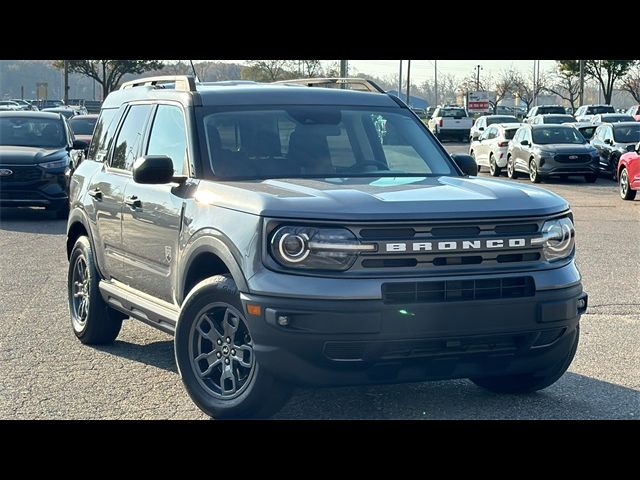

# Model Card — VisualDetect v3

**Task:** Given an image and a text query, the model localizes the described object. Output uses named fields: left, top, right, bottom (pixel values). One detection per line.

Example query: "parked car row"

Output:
left=468, top=118, right=640, bottom=201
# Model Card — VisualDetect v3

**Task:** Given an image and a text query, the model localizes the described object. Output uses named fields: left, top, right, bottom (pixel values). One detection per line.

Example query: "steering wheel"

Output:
left=348, top=160, right=389, bottom=172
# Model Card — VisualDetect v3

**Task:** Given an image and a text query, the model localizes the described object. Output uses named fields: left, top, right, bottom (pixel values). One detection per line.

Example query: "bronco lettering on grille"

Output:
left=384, top=238, right=529, bottom=253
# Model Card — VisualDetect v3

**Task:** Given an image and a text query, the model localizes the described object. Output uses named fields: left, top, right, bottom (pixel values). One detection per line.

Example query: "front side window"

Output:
left=110, top=104, right=153, bottom=171
left=0, top=116, right=67, bottom=148
left=199, top=106, right=457, bottom=179
left=88, top=108, right=121, bottom=161
left=146, top=105, right=188, bottom=175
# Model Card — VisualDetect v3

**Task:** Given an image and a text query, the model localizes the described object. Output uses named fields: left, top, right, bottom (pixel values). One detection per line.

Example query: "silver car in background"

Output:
left=469, top=122, right=522, bottom=176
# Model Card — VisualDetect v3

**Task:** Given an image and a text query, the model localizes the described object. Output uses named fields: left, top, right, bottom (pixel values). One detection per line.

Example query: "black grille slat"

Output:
left=382, top=277, right=535, bottom=304
left=555, top=154, right=591, bottom=163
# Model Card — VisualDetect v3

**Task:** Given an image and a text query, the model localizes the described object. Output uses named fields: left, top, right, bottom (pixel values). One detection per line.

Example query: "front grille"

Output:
left=346, top=218, right=548, bottom=274
left=382, top=276, right=535, bottom=304
left=0, top=165, right=42, bottom=183
left=555, top=154, right=591, bottom=163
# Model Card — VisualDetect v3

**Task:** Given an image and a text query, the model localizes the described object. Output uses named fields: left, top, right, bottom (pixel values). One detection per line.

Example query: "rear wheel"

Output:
left=610, top=156, right=619, bottom=181
left=489, top=154, right=501, bottom=177
left=470, top=151, right=481, bottom=172
left=470, top=326, right=579, bottom=393
left=68, top=237, right=124, bottom=344
left=175, top=275, right=291, bottom=419
left=507, top=155, right=518, bottom=179
left=619, top=167, right=637, bottom=200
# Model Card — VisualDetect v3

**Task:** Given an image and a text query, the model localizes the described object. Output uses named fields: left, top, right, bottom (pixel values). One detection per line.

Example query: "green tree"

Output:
left=557, top=60, right=637, bottom=104
left=53, top=60, right=163, bottom=100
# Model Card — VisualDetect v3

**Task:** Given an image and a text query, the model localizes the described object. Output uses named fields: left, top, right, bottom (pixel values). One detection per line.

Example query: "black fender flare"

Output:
left=66, top=207, right=107, bottom=280
left=177, top=231, right=249, bottom=305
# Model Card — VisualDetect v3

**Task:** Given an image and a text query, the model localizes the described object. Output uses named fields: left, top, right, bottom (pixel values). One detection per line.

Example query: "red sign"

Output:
left=468, top=100, right=490, bottom=111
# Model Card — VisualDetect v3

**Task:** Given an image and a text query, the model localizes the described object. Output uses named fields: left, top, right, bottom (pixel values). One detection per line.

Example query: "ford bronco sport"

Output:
left=66, top=76, right=587, bottom=418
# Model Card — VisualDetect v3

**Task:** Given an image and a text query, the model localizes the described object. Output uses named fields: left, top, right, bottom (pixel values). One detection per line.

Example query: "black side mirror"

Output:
left=520, top=140, right=530, bottom=146
left=451, top=153, right=478, bottom=176
left=71, top=139, right=88, bottom=150
left=604, top=138, right=613, bottom=145
left=636, top=142, right=640, bottom=153
left=133, top=155, right=177, bottom=184
left=478, top=126, right=485, bottom=131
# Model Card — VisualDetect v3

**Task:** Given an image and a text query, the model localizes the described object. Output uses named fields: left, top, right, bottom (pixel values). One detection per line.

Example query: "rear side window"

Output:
left=87, top=108, right=120, bottom=161
left=110, top=104, right=153, bottom=171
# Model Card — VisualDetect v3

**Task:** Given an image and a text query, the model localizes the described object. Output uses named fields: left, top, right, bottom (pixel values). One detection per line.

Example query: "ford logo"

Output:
left=0, top=169, right=13, bottom=176
left=568, top=155, right=578, bottom=160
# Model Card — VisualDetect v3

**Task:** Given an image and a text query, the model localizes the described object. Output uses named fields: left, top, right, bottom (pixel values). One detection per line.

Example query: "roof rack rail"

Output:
left=120, top=75, right=197, bottom=92
left=273, top=77, right=386, bottom=94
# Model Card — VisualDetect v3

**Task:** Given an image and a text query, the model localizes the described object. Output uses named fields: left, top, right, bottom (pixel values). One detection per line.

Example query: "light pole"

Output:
left=474, top=64, right=483, bottom=90
left=406, top=60, right=411, bottom=107
left=434, top=60, right=438, bottom=107
left=398, top=60, right=403, bottom=100
left=579, top=60, right=584, bottom=106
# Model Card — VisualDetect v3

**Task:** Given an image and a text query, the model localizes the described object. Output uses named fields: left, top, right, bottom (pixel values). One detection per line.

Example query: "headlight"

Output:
left=533, top=217, right=575, bottom=261
left=39, top=158, right=69, bottom=169
left=537, top=149, right=555, bottom=158
left=269, top=226, right=375, bottom=271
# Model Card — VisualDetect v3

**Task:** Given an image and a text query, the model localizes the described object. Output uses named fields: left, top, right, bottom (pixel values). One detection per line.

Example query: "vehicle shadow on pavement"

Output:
left=0, top=208, right=66, bottom=234
left=275, top=372, right=639, bottom=420
left=95, top=340, right=178, bottom=374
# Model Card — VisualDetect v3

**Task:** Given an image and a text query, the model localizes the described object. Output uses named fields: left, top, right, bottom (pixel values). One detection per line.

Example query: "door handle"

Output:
left=125, top=195, right=142, bottom=209
left=88, top=188, right=102, bottom=200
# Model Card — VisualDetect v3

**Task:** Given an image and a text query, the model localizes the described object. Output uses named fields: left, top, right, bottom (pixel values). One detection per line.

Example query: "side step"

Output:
left=99, top=281, right=179, bottom=335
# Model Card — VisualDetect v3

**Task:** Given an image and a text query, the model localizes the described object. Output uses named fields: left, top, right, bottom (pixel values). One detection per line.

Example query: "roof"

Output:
left=495, top=122, right=523, bottom=129
left=103, top=76, right=400, bottom=109
left=0, top=111, right=62, bottom=120
left=68, top=114, right=98, bottom=120
left=530, top=123, right=575, bottom=129
left=605, top=121, right=640, bottom=128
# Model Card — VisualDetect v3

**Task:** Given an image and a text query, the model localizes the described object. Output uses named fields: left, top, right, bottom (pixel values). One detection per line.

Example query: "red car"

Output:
left=618, top=142, right=640, bottom=200
left=626, top=105, right=640, bottom=122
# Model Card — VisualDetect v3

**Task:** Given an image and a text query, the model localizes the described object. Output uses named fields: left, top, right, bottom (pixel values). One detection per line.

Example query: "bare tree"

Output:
left=558, top=60, right=637, bottom=104
left=621, top=65, right=640, bottom=103
left=241, top=60, right=295, bottom=81
left=511, top=70, right=548, bottom=110
left=544, top=69, right=581, bottom=111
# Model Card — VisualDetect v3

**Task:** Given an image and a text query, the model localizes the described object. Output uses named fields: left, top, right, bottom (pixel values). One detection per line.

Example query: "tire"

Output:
left=489, top=154, right=501, bottom=177
left=175, top=275, right=292, bottom=419
left=507, top=155, right=518, bottom=179
left=619, top=167, right=637, bottom=200
left=470, top=151, right=481, bottom=172
left=584, top=174, right=598, bottom=183
left=470, top=326, right=580, bottom=394
left=610, top=156, right=619, bottom=182
left=529, top=159, right=541, bottom=183
left=68, top=236, right=124, bottom=344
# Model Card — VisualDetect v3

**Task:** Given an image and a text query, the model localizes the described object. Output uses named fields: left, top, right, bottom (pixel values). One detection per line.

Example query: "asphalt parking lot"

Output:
left=1, top=142, right=639, bottom=419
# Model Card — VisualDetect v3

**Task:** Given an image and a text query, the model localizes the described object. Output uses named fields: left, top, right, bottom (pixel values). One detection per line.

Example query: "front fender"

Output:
left=177, top=230, right=250, bottom=304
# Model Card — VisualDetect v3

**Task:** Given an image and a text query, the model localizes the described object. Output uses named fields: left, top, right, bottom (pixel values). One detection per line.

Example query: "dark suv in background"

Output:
left=0, top=111, right=86, bottom=218
left=66, top=76, right=586, bottom=418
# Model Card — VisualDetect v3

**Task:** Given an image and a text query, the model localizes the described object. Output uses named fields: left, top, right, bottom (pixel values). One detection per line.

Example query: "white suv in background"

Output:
left=469, top=122, right=522, bottom=176
left=469, top=115, right=518, bottom=143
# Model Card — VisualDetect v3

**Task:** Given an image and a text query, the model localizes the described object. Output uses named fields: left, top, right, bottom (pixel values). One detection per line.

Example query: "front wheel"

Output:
left=470, top=326, right=579, bottom=393
left=529, top=159, right=541, bottom=183
left=175, top=275, right=291, bottom=419
left=507, top=155, right=518, bottom=179
left=619, top=167, right=637, bottom=200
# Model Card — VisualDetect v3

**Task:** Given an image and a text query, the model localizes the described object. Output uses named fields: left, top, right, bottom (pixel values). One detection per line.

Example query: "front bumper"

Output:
left=0, top=169, right=68, bottom=208
left=538, top=157, right=600, bottom=177
left=240, top=280, right=586, bottom=387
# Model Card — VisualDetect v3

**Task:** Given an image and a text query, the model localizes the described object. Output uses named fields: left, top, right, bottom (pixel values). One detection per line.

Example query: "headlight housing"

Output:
left=269, top=226, right=375, bottom=271
left=533, top=216, right=575, bottom=261
left=39, top=158, right=69, bottom=169
left=537, top=149, right=555, bottom=158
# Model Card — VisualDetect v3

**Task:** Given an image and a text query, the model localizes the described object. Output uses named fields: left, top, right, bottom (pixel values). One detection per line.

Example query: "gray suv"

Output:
left=66, top=76, right=587, bottom=419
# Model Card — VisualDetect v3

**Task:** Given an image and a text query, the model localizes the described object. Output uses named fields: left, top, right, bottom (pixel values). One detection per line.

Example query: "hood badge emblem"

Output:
left=568, top=155, right=578, bottom=160
left=0, top=169, right=13, bottom=176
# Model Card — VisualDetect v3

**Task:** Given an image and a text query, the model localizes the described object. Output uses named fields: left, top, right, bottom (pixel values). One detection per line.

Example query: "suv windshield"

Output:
left=537, top=106, right=566, bottom=115
left=487, top=116, right=517, bottom=125
left=613, top=124, right=640, bottom=143
left=532, top=126, right=586, bottom=145
left=0, top=116, right=66, bottom=148
left=587, top=105, right=615, bottom=114
left=200, top=106, right=457, bottom=179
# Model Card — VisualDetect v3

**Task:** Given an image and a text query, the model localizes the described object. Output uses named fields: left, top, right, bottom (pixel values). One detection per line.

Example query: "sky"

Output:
left=215, top=60, right=557, bottom=84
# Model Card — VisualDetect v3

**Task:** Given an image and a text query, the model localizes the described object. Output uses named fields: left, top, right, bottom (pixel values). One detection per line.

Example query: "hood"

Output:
left=198, top=176, right=570, bottom=221
left=0, top=146, right=67, bottom=165
left=536, top=144, right=595, bottom=154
